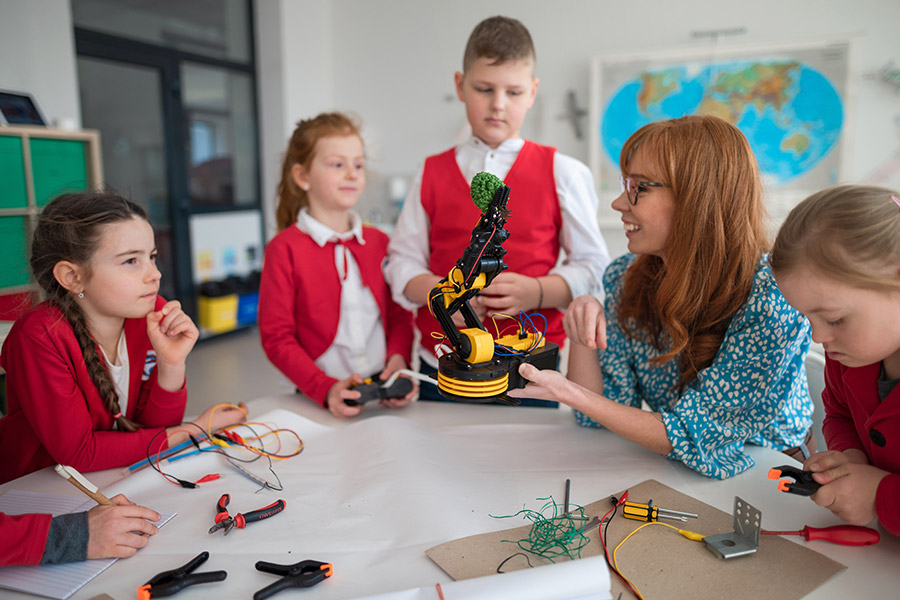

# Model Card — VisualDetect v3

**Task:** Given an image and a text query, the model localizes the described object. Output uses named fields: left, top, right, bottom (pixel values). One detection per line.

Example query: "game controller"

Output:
left=345, top=376, right=414, bottom=406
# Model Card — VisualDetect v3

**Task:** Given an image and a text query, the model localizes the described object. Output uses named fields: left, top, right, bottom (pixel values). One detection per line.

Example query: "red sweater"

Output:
left=416, top=141, right=564, bottom=356
left=258, top=225, right=414, bottom=406
left=822, top=356, right=900, bottom=535
left=0, top=513, right=51, bottom=565
left=0, top=298, right=187, bottom=484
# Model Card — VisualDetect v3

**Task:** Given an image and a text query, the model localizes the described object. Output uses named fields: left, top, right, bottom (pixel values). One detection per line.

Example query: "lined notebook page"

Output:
left=0, top=490, right=174, bottom=600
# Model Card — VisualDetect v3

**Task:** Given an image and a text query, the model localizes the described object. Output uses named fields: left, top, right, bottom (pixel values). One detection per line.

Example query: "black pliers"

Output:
left=253, top=559, right=333, bottom=600
left=769, top=464, right=823, bottom=496
left=136, top=551, right=227, bottom=599
left=209, top=494, right=286, bottom=535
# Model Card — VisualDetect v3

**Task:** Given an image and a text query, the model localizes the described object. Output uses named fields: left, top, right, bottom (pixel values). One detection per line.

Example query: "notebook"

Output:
left=0, top=490, right=175, bottom=599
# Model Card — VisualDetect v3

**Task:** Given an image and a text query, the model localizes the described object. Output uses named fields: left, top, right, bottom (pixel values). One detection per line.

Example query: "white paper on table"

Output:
left=349, top=556, right=612, bottom=600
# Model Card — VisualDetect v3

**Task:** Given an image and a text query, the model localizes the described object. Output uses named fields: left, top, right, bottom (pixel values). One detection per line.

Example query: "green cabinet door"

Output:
left=0, top=216, right=30, bottom=289
left=31, top=138, right=89, bottom=206
left=0, top=136, right=28, bottom=210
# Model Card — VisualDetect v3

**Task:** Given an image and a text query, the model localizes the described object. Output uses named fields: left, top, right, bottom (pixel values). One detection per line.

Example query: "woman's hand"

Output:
left=379, top=354, right=417, bottom=408
left=326, top=375, right=365, bottom=418
left=508, top=363, right=573, bottom=404
left=563, top=295, right=607, bottom=350
left=86, top=494, right=160, bottom=559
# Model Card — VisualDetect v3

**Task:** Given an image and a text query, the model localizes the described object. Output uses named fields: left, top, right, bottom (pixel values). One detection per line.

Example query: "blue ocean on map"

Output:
left=601, top=61, right=843, bottom=183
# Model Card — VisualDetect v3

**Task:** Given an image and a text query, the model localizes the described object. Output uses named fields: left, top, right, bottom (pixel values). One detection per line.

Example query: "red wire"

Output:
left=599, top=494, right=642, bottom=598
left=465, top=226, right=496, bottom=282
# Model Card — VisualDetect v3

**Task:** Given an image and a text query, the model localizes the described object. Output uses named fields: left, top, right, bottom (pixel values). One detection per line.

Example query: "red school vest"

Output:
left=416, top=141, right=564, bottom=355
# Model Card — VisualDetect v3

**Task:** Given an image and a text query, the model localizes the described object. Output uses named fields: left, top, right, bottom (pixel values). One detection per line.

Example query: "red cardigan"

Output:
left=416, top=141, right=564, bottom=355
left=822, top=356, right=900, bottom=535
left=258, top=225, right=414, bottom=406
left=0, top=298, right=187, bottom=484
left=0, top=513, right=52, bottom=565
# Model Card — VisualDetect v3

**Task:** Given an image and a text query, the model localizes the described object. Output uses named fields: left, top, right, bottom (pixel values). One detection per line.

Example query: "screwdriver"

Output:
left=762, top=524, right=880, bottom=546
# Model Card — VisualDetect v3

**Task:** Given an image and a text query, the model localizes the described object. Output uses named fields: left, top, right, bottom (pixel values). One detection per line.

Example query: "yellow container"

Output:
left=198, top=294, right=238, bottom=333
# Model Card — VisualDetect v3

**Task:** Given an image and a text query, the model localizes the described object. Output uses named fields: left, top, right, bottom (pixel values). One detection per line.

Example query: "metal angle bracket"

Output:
left=703, top=496, right=761, bottom=559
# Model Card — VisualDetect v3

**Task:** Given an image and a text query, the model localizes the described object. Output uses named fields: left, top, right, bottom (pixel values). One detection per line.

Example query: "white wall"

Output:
left=255, top=0, right=900, bottom=255
left=0, top=0, right=80, bottom=129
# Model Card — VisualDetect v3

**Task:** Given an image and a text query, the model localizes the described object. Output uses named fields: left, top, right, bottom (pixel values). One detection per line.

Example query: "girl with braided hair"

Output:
left=0, top=192, right=245, bottom=484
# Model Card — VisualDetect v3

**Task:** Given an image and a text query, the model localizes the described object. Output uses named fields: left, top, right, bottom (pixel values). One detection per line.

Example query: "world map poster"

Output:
left=590, top=41, right=850, bottom=205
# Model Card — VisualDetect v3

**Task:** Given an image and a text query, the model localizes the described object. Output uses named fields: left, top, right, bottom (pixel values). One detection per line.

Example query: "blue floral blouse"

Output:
left=575, top=254, right=812, bottom=479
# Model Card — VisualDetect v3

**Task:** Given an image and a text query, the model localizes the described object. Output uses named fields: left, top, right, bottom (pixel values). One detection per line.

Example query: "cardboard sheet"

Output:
left=426, top=479, right=847, bottom=600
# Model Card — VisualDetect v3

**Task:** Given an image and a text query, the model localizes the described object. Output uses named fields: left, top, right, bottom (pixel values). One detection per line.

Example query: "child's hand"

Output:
left=326, top=375, right=364, bottom=418
left=451, top=295, right=486, bottom=328
left=165, top=402, right=248, bottom=446
left=146, top=300, right=199, bottom=366
left=805, top=449, right=888, bottom=526
left=563, top=295, right=607, bottom=350
left=379, top=355, right=417, bottom=408
left=192, top=402, right=248, bottom=432
left=86, top=494, right=161, bottom=559
left=480, top=272, right=539, bottom=316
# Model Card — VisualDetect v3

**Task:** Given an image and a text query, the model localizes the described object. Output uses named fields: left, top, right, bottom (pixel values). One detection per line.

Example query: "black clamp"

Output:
left=768, top=464, right=822, bottom=496
left=253, top=559, right=333, bottom=600
left=137, top=551, right=227, bottom=599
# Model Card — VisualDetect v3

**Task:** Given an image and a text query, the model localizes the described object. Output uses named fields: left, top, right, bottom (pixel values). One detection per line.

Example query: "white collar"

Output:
left=462, top=135, right=525, bottom=154
left=295, top=208, right=366, bottom=248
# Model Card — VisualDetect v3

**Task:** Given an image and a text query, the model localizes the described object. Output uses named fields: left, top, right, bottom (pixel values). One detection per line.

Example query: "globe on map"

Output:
left=601, top=61, right=843, bottom=184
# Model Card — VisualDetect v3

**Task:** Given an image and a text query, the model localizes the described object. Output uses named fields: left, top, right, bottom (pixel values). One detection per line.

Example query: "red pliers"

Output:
left=208, top=494, right=286, bottom=535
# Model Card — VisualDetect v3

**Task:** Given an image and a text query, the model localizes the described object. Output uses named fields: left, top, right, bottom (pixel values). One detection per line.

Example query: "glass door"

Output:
left=76, top=56, right=181, bottom=301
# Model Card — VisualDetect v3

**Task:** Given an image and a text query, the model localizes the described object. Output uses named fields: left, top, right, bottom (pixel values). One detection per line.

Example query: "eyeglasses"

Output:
left=620, top=176, right=670, bottom=206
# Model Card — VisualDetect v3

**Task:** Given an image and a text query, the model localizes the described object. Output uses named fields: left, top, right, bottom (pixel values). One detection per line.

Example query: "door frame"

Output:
left=74, top=22, right=264, bottom=317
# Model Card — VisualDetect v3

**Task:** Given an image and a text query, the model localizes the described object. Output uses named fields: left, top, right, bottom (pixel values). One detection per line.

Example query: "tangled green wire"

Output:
left=491, top=496, right=592, bottom=562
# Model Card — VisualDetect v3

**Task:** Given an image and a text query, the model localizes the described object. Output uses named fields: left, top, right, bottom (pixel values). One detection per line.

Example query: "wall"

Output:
left=0, top=0, right=81, bottom=129
left=4, top=1, right=898, bottom=255
left=254, top=0, right=900, bottom=255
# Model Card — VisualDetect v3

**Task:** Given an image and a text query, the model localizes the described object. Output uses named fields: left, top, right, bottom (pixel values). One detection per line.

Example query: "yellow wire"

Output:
left=611, top=521, right=706, bottom=599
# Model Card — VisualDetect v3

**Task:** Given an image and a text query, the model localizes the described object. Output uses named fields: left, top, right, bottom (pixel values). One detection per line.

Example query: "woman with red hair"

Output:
left=516, top=115, right=813, bottom=479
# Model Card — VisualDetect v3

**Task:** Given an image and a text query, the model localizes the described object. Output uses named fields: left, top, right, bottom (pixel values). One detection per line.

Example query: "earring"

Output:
left=301, top=184, right=309, bottom=191
left=77, top=292, right=84, bottom=299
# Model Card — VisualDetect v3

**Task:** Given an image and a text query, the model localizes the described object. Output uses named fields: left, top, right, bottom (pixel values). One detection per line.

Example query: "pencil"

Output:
left=55, top=464, right=114, bottom=506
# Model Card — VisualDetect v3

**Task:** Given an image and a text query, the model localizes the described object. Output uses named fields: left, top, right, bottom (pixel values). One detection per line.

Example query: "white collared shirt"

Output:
left=384, top=136, right=611, bottom=363
left=98, top=329, right=129, bottom=427
left=295, top=208, right=386, bottom=379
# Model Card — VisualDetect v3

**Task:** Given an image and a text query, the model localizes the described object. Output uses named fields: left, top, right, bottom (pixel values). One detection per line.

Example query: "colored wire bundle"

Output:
left=600, top=493, right=705, bottom=600
left=143, top=404, right=304, bottom=491
left=491, top=496, right=592, bottom=563
left=492, top=311, right=548, bottom=357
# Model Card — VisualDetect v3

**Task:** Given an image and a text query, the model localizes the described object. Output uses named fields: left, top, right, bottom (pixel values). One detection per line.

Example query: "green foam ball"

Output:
left=470, top=172, right=503, bottom=213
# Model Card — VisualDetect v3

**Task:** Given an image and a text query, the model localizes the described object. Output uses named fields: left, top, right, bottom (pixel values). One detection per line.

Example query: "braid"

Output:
left=54, top=292, right=140, bottom=432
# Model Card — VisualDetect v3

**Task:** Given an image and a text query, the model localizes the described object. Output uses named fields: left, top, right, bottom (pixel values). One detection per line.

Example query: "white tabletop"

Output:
left=1, top=396, right=897, bottom=599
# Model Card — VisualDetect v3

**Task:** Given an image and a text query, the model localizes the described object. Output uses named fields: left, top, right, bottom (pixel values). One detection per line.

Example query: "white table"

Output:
left=1, top=396, right=897, bottom=599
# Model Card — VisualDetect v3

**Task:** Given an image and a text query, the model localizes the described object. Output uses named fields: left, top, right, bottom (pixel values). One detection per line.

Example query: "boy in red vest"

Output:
left=385, top=16, right=610, bottom=405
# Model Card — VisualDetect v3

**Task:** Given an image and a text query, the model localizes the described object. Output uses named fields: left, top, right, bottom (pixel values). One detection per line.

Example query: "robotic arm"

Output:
left=427, top=173, right=558, bottom=404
